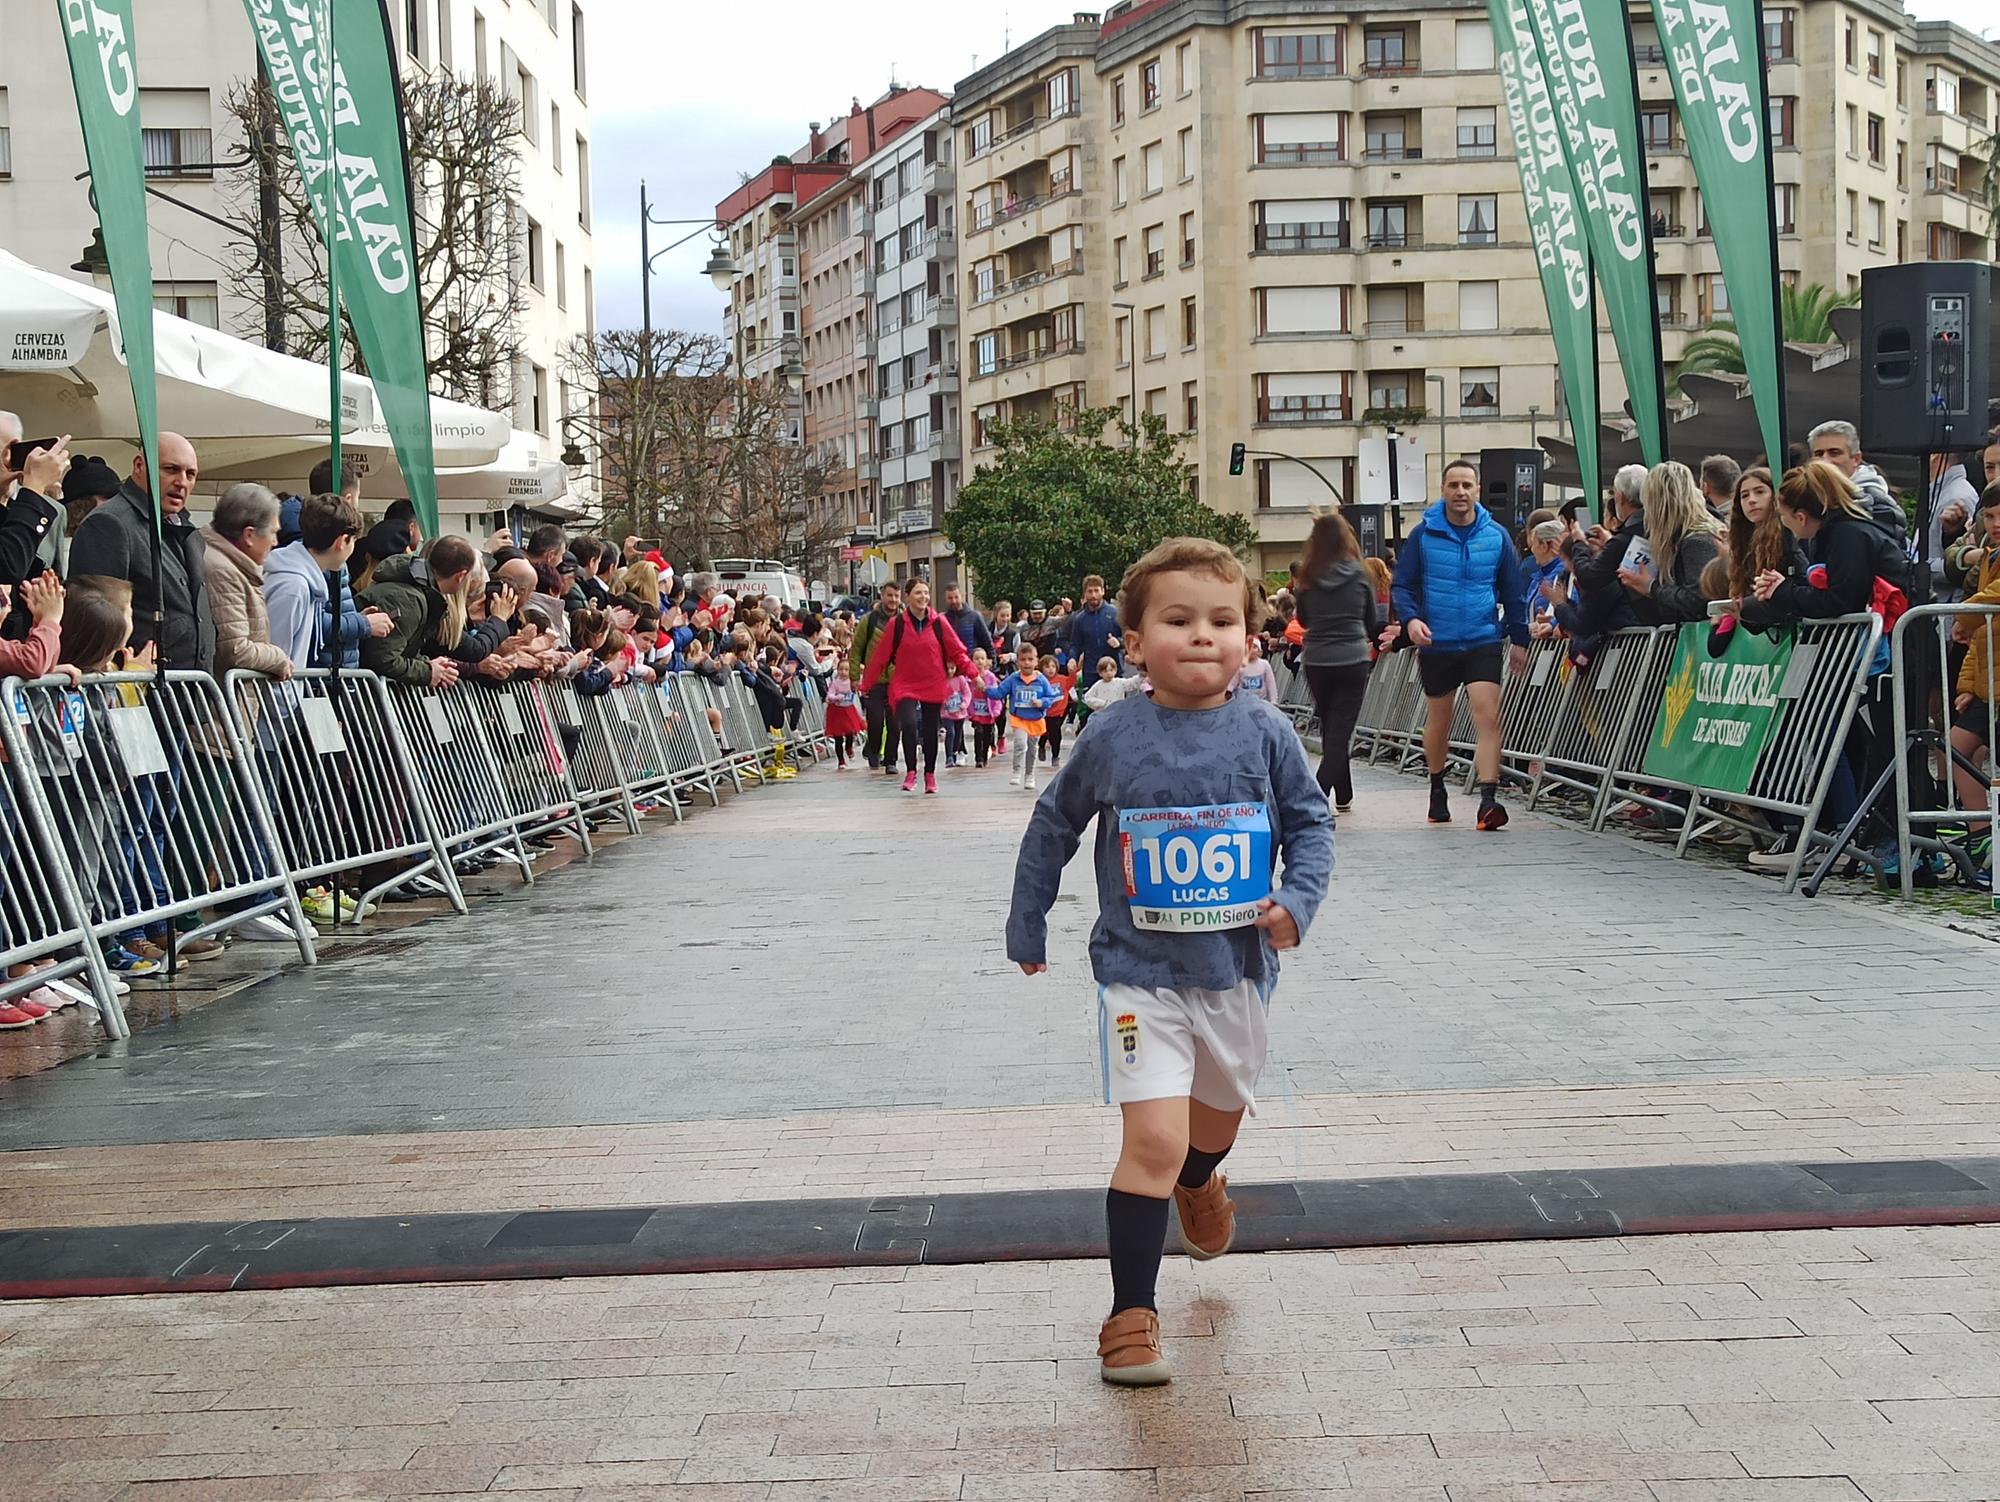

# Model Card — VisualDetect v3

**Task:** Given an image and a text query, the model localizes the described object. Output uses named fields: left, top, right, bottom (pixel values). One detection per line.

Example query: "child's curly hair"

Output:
left=1117, top=537, right=1254, bottom=629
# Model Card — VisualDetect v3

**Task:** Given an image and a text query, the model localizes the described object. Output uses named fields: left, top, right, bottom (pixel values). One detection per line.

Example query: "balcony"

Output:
left=857, top=396, right=879, bottom=423
left=928, top=427, right=962, bottom=455
left=1365, top=229, right=1410, bottom=249
left=923, top=228, right=956, bottom=262
left=930, top=363, right=961, bottom=394
left=1259, top=143, right=1347, bottom=166
left=854, top=331, right=874, bottom=359
left=923, top=158, right=955, bottom=194
left=972, top=102, right=1083, bottom=162
left=932, top=293, right=959, bottom=326
left=1363, top=318, right=1423, bottom=335
left=858, top=457, right=880, bottom=481
left=1360, top=145, right=1423, bottom=162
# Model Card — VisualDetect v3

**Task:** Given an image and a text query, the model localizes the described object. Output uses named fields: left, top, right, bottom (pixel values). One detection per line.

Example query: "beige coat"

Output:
left=201, top=526, right=292, bottom=677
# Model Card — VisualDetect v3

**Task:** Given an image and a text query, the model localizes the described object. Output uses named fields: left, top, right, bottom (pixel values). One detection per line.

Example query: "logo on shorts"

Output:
left=1115, top=1011, right=1139, bottom=1064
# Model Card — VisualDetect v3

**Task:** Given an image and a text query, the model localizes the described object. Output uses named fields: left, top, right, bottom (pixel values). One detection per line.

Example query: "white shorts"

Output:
left=1097, top=979, right=1271, bottom=1113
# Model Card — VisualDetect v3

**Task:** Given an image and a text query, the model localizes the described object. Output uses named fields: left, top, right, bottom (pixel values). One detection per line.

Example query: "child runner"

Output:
left=942, top=663, right=973, bottom=768
left=1232, top=633, right=1281, bottom=705
left=967, top=649, right=1002, bottom=768
left=1006, top=537, right=1334, bottom=1387
left=823, top=651, right=867, bottom=769
left=994, top=642, right=1062, bottom=791
left=1041, top=656, right=1079, bottom=769
left=1078, top=654, right=1143, bottom=730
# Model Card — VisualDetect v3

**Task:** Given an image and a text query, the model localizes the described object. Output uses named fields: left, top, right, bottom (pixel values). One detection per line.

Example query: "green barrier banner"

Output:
left=1489, top=0, right=1602, bottom=508
left=1644, top=622, right=1794, bottom=793
left=1526, top=0, right=1670, bottom=464
left=57, top=0, right=159, bottom=528
left=1650, top=0, right=1787, bottom=466
left=243, top=0, right=438, bottom=537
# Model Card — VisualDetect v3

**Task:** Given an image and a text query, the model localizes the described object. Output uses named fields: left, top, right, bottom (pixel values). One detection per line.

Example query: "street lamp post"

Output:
left=1424, top=372, right=1448, bottom=477
left=1112, top=300, right=1137, bottom=446
left=1527, top=404, right=1542, bottom=452
left=640, top=178, right=737, bottom=356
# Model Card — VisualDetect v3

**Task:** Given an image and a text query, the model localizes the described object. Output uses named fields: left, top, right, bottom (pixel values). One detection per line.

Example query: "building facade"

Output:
left=951, top=0, right=1998, bottom=574
left=0, top=0, right=598, bottom=524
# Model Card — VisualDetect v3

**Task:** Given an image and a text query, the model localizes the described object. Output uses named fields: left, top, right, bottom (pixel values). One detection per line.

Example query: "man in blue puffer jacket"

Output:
left=1389, top=458, right=1528, bottom=830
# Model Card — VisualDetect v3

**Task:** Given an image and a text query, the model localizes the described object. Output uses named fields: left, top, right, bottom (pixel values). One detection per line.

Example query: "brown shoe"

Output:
left=1172, top=1172, right=1236, bottom=1261
left=124, top=938, right=168, bottom=963
left=1098, top=1307, right=1172, bottom=1387
left=176, top=937, right=227, bottom=962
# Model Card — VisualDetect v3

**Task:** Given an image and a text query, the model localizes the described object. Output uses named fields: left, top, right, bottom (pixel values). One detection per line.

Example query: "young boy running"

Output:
left=1006, top=538, right=1335, bottom=1386
left=995, top=642, right=1063, bottom=791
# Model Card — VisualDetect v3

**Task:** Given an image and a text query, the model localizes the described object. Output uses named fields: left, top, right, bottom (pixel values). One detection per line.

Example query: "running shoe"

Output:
left=1477, top=800, right=1510, bottom=832
left=1008, top=774, right=1021, bottom=787
left=131, top=935, right=223, bottom=962
left=6, top=994, right=49, bottom=1022
left=234, top=914, right=298, bottom=943
left=1173, top=1172, right=1236, bottom=1261
left=1098, top=1308, right=1171, bottom=1387
left=1746, top=836, right=1798, bottom=870
left=1335, top=800, right=1354, bottom=815
left=0, top=1003, right=36, bottom=1031
left=924, top=773, right=937, bottom=795
left=1023, top=775, right=1036, bottom=792
left=901, top=770, right=918, bottom=793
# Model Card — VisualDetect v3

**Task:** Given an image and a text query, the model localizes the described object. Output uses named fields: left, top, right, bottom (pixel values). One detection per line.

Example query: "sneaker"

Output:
left=105, top=946, right=161, bottom=977
left=177, top=937, right=227, bottom=962
left=124, top=938, right=170, bottom=963
left=1098, top=1308, right=1172, bottom=1387
left=1746, top=835, right=1798, bottom=871
left=1023, top=776, right=1036, bottom=792
left=901, top=770, right=919, bottom=793
left=234, top=914, right=298, bottom=943
left=0, top=1003, right=35, bottom=1031
left=1477, top=800, right=1510, bottom=832
left=7, top=994, right=49, bottom=1021
left=1335, top=799, right=1354, bottom=815
left=1428, top=783, right=1451, bottom=824
left=1008, top=775, right=1021, bottom=787
left=924, top=773, right=938, bottom=795
left=882, top=764, right=899, bottom=777
left=301, top=888, right=370, bottom=923
left=35, top=981, right=80, bottom=1011
left=1173, top=1172, right=1237, bottom=1261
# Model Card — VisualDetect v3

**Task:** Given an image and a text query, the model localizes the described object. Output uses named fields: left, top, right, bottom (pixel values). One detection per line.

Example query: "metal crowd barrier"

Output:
left=544, top=678, right=641, bottom=836
left=1891, top=602, right=2000, bottom=897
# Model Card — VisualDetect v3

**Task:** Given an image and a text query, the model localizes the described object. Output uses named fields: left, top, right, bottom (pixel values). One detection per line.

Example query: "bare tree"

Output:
left=219, top=72, right=526, bottom=407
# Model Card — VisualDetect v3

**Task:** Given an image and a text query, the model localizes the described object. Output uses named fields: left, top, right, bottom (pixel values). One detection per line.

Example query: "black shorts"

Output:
left=1418, top=643, right=1505, bottom=698
left=1952, top=695, right=1995, bottom=740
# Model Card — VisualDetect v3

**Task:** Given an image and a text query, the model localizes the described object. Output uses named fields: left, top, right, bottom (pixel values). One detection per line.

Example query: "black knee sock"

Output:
left=1177, top=1144, right=1231, bottom=1189
left=1106, top=1188, right=1171, bottom=1315
left=1430, top=771, right=1448, bottom=790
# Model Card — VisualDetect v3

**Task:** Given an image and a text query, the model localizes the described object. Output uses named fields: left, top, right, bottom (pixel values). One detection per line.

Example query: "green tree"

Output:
left=944, top=408, right=1257, bottom=608
left=1673, top=281, right=1860, bottom=390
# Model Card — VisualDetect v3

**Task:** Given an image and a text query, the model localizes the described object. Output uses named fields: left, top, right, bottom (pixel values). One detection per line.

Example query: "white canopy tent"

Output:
left=205, top=424, right=553, bottom=502
left=0, top=249, right=372, bottom=443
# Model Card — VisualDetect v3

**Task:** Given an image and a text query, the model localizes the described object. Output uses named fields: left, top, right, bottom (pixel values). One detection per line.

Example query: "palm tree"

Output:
left=1673, top=282, right=1861, bottom=389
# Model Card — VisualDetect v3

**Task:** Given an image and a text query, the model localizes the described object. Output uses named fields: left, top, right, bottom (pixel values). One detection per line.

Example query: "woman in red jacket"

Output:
left=859, top=578, right=976, bottom=794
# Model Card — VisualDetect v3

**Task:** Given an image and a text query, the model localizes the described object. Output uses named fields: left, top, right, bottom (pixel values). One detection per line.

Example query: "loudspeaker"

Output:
left=1346, top=503, right=1387, bottom=559
left=1480, top=448, right=1543, bottom=536
left=1860, top=261, right=1997, bottom=455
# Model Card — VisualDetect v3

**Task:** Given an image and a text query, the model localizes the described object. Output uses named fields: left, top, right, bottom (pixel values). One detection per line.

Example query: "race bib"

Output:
left=1118, top=802, right=1272, bottom=931
left=1239, top=670, right=1268, bottom=693
left=945, top=692, right=966, bottom=715
left=1011, top=686, right=1044, bottom=715
left=829, top=687, right=856, bottom=707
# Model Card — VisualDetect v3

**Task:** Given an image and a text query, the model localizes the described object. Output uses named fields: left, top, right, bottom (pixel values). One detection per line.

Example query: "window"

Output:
left=1256, top=198, right=1349, bottom=252
left=1181, top=295, right=1197, bottom=348
left=873, top=172, right=895, bottom=210
left=1141, top=141, right=1164, bottom=195
left=1700, top=272, right=1731, bottom=320
left=1258, top=112, right=1345, bottom=164
left=1366, top=200, right=1407, bottom=248
left=1179, top=126, right=1194, bottom=180
left=1183, top=379, right=1199, bottom=431
left=403, top=0, right=425, bottom=63
left=1112, top=75, right=1126, bottom=125
left=1897, top=59, right=1908, bottom=107
left=1456, top=107, right=1497, bottom=158
left=1176, top=41, right=1193, bottom=94
left=1927, top=146, right=1961, bottom=194
left=1046, top=67, right=1077, bottom=119
left=1928, top=68, right=1959, bottom=117
left=1454, top=19, right=1494, bottom=70
left=1113, top=156, right=1128, bottom=205
left=583, top=267, right=593, bottom=334
left=1179, top=212, right=1195, bottom=264
left=531, top=363, right=549, bottom=435
left=139, top=89, right=213, bottom=178
left=576, top=135, right=591, bottom=228
left=1363, top=115, right=1412, bottom=160
left=1867, top=197, right=1885, bottom=249
left=1866, top=29, right=1883, bottom=81
left=1460, top=367, right=1499, bottom=412
left=1867, top=113, right=1884, bottom=165
left=1363, top=27, right=1410, bottom=72
left=524, top=218, right=545, bottom=288
left=551, top=104, right=562, bottom=169
left=1114, top=235, right=1128, bottom=285
left=1845, top=189, right=1859, bottom=242
left=1768, top=96, right=1796, bottom=147
left=473, top=10, right=488, bottom=79
left=1845, top=104, right=1858, bottom=156
left=1896, top=141, right=1907, bottom=188
left=1257, top=371, right=1351, bottom=423
left=1142, top=59, right=1161, bottom=111
left=571, top=3, right=587, bottom=98
left=1655, top=275, right=1683, bottom=324
left=1257, top=30, right=1341, bottom=78
left=1458, top=194, right=1497, bottom=245
left=1642, top=107, right=1676, bottom=152
left=1114, top=313, right=1131, bottom=367
left=1897, top=219, right=1907, bottom=259
left=1843, top=18, right=1856, bottom=69
left=966, top=116, right=993, bottom=157
left=1257, top=285, right=1351, bottom=336
left=1144, top=305, right=1167, bottom=359
left=518, top=63, right=539, bottom=143
left=555, top=241, right=567, bottom=308
left=152, top=280, right=218, bottom=328
left=1144, top=224, right=1165, bottom=277
left=1367, top=286, right=1415, bottom=333
left=1773, top=181, right=1797, bottom=232
left=1145, top=387, right=1167, bottom=419
left=1762, top=8, right=1794, bottom=63
left=0, top=89, right=12, bottom=178
left=974, top=333, right=998, bottom=376
left=1459, top=280, right=1498, bottom=331
left=875, top=233, right=896, bottom=273
left=1368, top=372, right=1413, bottom=410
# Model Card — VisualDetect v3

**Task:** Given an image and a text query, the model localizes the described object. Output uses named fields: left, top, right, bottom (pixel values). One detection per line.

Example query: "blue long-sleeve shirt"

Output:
left=1065, top=602, right=1123, bottom=671
left=1006, top=692, right=1334, bottom=990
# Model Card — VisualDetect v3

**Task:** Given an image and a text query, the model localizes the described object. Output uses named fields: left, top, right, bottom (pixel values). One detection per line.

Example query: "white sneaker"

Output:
left=1008, top=775, right=1021, bottom=787
left=234, top=913, right=299, bottom=942
left=1745, top=836, right=1798, bottom=871
left=1023, top=777, right=1036, bottom=792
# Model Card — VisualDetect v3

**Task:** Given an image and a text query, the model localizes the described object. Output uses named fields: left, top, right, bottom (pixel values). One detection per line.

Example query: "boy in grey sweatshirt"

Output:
left=1007, top=538, right=1334, bottom=1387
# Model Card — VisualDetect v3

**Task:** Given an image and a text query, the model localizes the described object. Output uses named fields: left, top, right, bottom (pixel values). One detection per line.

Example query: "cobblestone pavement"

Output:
left=0, top=760, right=1995, bottom=1150
left=4, top=1225, right=1998, bottom=1500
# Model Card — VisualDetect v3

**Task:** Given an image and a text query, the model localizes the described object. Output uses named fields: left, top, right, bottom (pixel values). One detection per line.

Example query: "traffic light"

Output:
left=1228, top=442, right=1246, bottom=476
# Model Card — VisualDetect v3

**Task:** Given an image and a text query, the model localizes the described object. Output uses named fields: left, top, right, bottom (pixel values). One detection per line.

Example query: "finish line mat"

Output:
left=5, top=1156, right=1998, bottom=1299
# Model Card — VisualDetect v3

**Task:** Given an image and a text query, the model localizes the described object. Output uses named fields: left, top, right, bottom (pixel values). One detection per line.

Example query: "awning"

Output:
left=200, top=394, right=513, bottom=483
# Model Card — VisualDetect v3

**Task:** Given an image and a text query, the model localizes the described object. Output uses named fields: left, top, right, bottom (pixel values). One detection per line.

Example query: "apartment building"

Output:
left=953, top=0, right=1999, bottom=573
left=857, top=111, right=962, bottom=583
left=0, top=0, right=598, bottom=522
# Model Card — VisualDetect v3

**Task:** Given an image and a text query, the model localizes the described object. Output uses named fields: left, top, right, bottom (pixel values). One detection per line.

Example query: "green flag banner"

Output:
left=1643, top=622, right=1795, bottom=793
left=1525, top=0, right=1670, bottom=464
left=1650, top=0, right=1787, bottom=466
left=1489, top=0, right=1602, bottom=510
left=243, top=0, right=438, bottom=537
left=57, top=0, right=159, bottom=529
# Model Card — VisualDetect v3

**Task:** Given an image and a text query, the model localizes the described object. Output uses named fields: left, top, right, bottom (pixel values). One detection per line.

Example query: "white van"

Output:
left=710, top=559, right=811, bottom=611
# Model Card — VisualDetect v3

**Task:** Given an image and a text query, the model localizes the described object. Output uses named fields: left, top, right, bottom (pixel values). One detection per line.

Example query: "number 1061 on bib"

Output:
left=1118, top=803, right=1273, bottom=931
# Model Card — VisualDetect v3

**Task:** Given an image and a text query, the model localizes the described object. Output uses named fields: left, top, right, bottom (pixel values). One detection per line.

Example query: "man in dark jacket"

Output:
left=847, top=580, right=902, bottom=772
left=359, top=535, right=479, bottom=688
left=67, top=431, right=218, bottom=673
left=1064, top=573, right=1122, bottom=671
left=940, top=584, right=993, bottom=656
left=1561, top=463, right=1649, bottom=644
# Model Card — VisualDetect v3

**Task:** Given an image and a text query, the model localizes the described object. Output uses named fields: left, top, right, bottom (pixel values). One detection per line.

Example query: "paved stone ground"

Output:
left=0, top=760, right=1996, bottom=1150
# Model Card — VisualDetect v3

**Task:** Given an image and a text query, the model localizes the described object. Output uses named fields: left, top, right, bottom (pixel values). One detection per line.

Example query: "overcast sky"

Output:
left=587, top=0, right=1999, bottom=340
